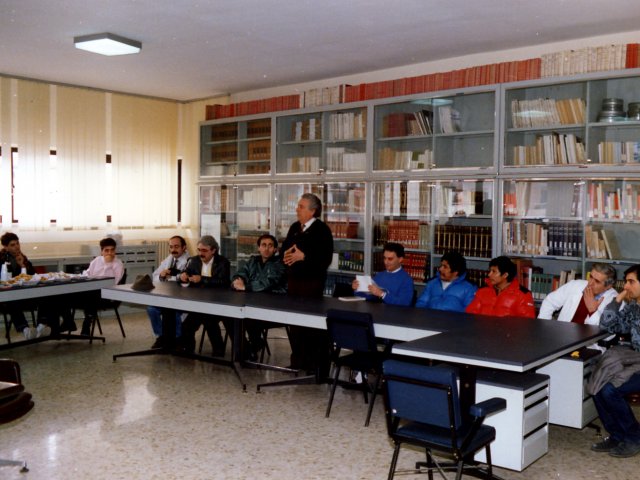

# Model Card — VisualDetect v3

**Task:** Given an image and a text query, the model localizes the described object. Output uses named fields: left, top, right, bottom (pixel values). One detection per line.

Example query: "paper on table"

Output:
left=355, top=275, right=376, bottom=292
left=338, top=296, right=366, bottom=302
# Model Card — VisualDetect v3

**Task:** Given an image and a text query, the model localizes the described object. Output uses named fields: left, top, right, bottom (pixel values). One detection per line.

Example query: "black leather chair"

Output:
left=0, top=359, right=34, bottom=473
left=383, top=359, right=506, bottom=480
left=325, top=309, right=389, bottom=427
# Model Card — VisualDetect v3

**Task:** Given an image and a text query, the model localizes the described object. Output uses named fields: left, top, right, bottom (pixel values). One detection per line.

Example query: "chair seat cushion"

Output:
left=394, top=420, right=496, bottom=457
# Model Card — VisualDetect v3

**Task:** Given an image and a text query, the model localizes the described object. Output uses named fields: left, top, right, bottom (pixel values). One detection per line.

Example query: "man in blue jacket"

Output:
left=416, top=250, right=477, bottom=312
left=352, top=242, right=414, bottom=306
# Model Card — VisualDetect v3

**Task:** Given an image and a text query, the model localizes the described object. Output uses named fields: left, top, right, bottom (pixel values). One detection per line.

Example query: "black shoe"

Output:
left=609, top=441, right=640, bottom=458
left=81, top=317, right=93, bottom=336
left=151, top=337, right=163, bottom=349
left=591, top=437, right=620, bottom=452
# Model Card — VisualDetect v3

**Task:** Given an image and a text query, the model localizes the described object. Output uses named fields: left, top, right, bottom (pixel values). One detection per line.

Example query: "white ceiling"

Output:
left=2, top=0, right=640, bottom=102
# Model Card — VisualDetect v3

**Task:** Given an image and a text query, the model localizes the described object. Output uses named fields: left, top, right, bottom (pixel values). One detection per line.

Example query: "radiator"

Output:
left=152, top=241, right=170, bottom=265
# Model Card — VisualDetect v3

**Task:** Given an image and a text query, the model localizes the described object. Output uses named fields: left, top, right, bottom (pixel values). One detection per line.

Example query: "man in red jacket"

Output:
left=466, top=256, right=535, bottom=318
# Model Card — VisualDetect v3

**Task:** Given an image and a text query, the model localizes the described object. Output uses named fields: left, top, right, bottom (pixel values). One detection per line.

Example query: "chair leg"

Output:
left=325, top=365, right=342, bottom=418
left=0, top=458, right=28, bottom=472
left=364, top=373, right=382, bottom=427
left=3, top=313, right=11, bottom=343
left=114, top=307, right=126, bottom=338
left=485, top=445, right=493, bottom=478
left=198, top=327, right=206, bottom=354
left=455, top=460, right=464, bottom=480
left=387, top=442, right=401, bottom=480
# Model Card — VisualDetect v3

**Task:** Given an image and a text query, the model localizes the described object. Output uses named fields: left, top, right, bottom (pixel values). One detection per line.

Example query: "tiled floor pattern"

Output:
left=1, top=312, right=639, bottom=479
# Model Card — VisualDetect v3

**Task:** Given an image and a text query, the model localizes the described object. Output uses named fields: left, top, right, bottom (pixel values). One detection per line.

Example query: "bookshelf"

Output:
left=275, top=107, right=367, bottom=175
left=199, top=69, right=640, bottom=295
left=200, top=118, right=272, bottom=176
left=199, top=184, right=270, bottom=273
left=373, top=90, right=496, bottom=171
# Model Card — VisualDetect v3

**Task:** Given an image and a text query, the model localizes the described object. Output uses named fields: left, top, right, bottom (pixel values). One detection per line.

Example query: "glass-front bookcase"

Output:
left=372, top=181, right=432, bottom=284
left=276, top=107, right=367, bottom=175
left=373, top=90, right=496, bottom=172
left=274, top=182, right=365, bottom=294
left=504, top=81, right=588, bottom=168
left=584, top=178, right=640, bottom=282
left=199, top=184, right=271, bottom=273
left=434, top=179, right=494, bottom=287
left=200, top=118, right=272, bottom=176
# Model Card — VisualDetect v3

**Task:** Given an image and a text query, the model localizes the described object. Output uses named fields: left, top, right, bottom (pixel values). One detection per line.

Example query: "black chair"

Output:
left=69, top=270, right=127, bottom=343
left=0, top=359, right=34, bottom=473
left=325, top=308, right=388, bottom=427
left=383, top=359, right=506, bottom=480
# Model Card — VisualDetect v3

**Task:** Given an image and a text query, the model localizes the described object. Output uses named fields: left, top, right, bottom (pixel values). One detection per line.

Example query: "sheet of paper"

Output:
left=355, top=275, right=375, bottom=293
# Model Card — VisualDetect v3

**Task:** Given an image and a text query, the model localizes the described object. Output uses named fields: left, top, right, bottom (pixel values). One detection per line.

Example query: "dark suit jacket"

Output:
left=0, top=250, right=35, bottom=276
left=182, top=253, right=230, bottom=288
left=281, top=218, right=333, bottom=297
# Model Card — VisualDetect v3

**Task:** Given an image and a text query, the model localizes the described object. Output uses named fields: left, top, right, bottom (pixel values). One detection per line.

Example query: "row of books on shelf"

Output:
left=205, top=42, right=640, bottom=122
left=246, top=140, right=270, bottom=160
left=541, top=44, right=628, bottom=78
left=238, top=187, right=270, bottom=207
left=433, top=225, right=492, bottom=258
left=510, top=97, right=585, bottom=128
left=503, top=181, right=582, bottom=218
left=510, top=133, right=586, bottom=166
left=440, top=188, right=487, bottom=217
left=328, top=111, right=366, bottom=140
left=290, top=118, right=322, bottom=141
left=210, top=144, right=238, bottom=162
left=325, top=148, right=366, bottom=172
left=376, top=147, right=432, bottom=171
left=584, top=224, right=621, bottom=260
left=206, top=94, right=302, bottom=120
left=373, top=219, right=430, bottom=250
left=210, top=123, right=238, bottom=141
left=302, top=85, right=346, bottom=107
left=504, top=221, right=582, bottom=257
left=381, top=111, right=433, bottom=137
left=325, top=189, right=365, bottom=213
left=285, top=156, right=320, bottom=173
left=598, top=141, right=640, bottom=165
left=343, top=59, right=542, bottom=102
left=337, top=250, right=364, bottom=272
left=374, top=251, right=429, bottom=283
left=588, top=183, right=640, bottom=220
left=326, top=221, right=360, bottom=239
left=374, top=183, right=431, bottom=217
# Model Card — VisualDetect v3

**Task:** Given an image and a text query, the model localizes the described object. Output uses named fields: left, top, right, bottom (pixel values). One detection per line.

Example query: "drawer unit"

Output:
left=475, top=370, right=550, bottom=472
left=537, top=348, right=601, bottom=429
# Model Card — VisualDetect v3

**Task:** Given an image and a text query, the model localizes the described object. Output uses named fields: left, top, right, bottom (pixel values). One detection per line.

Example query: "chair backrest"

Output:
left=383, top=359, right=462, bottom=430
left=326, top=309, right=377, bottom=353
left=118, top=269, right=128, bottom=285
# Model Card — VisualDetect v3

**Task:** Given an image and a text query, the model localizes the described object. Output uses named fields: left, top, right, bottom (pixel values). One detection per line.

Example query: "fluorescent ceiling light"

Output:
left=74, top=33, right=141, bottom=56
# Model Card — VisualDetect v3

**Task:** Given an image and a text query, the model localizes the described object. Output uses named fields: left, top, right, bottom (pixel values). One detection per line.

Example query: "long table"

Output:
left=1, top=277, right=115, bottom=349
left=102, top=283, right=609, bottom=471
left=105, top=283, right=249, bottom=389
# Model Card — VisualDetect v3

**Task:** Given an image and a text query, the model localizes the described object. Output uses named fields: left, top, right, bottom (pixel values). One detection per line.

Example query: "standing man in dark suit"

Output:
left=178, top=235, right=231, bottom=355
left=281, top=193, right=334, bottom=373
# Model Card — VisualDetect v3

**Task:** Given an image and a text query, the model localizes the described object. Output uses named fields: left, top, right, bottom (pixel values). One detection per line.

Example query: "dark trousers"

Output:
left=181, top=313, right=233, bottom=354
left=286, top=275, right=330, bottom=376
left=593, top=372, right=640, bottom=444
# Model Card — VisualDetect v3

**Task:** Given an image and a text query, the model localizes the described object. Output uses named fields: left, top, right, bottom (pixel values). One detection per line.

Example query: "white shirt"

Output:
left=538, top=279, right=618, bottom=325
left=152, top=251, right=190, bottom=282
left=86, top=255, right=125, bottom=285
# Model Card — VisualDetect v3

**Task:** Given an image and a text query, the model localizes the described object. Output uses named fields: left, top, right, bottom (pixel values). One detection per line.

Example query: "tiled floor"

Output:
left=1, top=311, right=639, bottom=479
